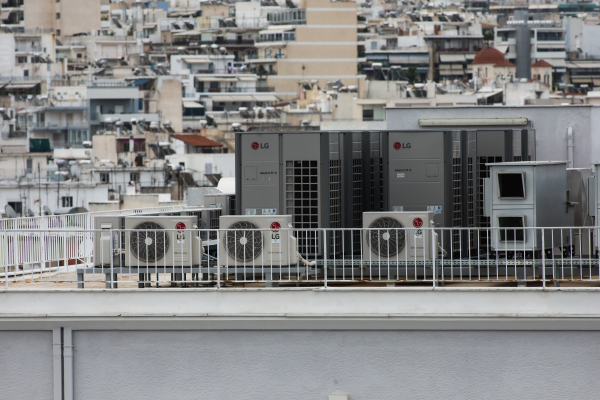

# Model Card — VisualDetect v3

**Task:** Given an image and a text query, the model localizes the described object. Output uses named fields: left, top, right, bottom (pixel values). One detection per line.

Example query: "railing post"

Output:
left=432, top=227, right=437, bottom=288
left=541, top=228, right=546, bottom=288
left=4, top=232, right=8, bottom=289
left=323, top=229, right=327, bottom=288
left=217, top=229, right=221, bottom=289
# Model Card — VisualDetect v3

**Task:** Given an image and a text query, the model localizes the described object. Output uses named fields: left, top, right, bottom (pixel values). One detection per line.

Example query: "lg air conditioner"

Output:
left=218, top=215, right=298, bottom=267
left=362, top=211, right=437, bottom=262
left=124, top=216, right=202, bottom=267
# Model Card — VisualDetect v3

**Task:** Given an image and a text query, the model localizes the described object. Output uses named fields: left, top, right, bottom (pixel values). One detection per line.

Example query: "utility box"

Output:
left=204, top=193, right=236, bottom=216
left=383, top=130, right=476, bottom=254
left=484, top=161, right=570, bottom=252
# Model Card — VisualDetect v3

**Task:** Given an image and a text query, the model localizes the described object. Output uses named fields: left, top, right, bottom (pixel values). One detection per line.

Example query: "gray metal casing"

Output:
left=204, top=193, right=236, bottom=216
left=487, top=162, right=570, bottom=251
left=93, top=216, right=124, bottom=267
left=384, top=130, right=476, bottom=253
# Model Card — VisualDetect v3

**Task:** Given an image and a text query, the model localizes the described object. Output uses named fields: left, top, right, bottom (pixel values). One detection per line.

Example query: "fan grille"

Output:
left=130, top=221, right=170, bottom=262
left=367, top=217, right=405, bottom=257
left=224, top=221, right=263, bottom=262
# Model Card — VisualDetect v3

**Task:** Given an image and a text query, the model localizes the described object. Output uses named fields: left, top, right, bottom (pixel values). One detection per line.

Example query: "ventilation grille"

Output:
left=286, top=160, right=319, bottom=256
left=223, top=220, right=263, bottom=262
left=209, top=209, right=221, bottom=240
left=228, top=195, right=236, bottom=215
left=329, top=159, right=342, bottom=255
left=367, top=217, right=406, bottom=257
left=477, top=156, right=502, bottom=247
left=352, top=158, right=363, bottom=251
left=130, top=221, right=169, bottom=262
left=452, top=157, right=462, bottom=247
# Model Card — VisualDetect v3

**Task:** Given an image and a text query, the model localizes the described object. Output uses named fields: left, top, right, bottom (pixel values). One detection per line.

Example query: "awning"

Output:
left=572, top=78, right=592, bottom=84
left=17, top=107, right=45, bottom=114
left=210, top=96, right=237, bottom=102
left=185, top=58, right=213, bottom=64
left=238, top=76, right=257, bottom=81
left=465, top=54, right=475, bottom=60
left=529, top=4, right=558, bottom=9
left=439, top=54, right=466, bottom=62
left=547, top=59, right=566, bottom=67
left=567, top=62, right=600, bottom=69
left=183, top=101, right=205, bottom=108
left=252, top=94, right=279, bottom=102
left=229, top=95, right=256, bottom=102
left=129, top=78, right=152, bottom=86
left=537, top=43, right=565, bottom=49
left=194, top=76, right=236, bottom=82
left=1, top=9, right=13, bottom=19
left=593, top=79, right=600, bottom=86
left=496, top=45, right=509, bottom=54
left=143, top=23, right=157, bottom=29
left=174, top=31, right=202, bottom=36
left=4, top=83, right=40, bottom=90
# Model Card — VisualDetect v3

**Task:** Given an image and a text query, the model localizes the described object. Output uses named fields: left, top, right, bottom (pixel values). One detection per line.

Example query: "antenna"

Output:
left=43, top=206, right=53, bottom=216
left=5, top=205, right=17, bottom=218
left=27, top=209, right=35, bottom=217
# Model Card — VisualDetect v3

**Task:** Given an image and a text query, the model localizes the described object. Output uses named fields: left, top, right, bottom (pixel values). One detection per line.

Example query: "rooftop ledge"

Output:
left=3, top=288, right=600, bottom=331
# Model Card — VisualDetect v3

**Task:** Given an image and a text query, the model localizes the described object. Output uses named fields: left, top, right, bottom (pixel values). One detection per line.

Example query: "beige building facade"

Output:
left=260, top=0, right=363, bottom=99
left=24, top=0, right=101, bottom=39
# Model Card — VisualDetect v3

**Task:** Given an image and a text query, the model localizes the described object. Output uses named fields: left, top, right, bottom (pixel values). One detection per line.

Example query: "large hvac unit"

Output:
left=204, top=193, right=236, bottom=216
left=218, top=215, right=297, bottom=267
left=484, top=161, right=571, bottom=252
left=362, top=211, right=438, bottom=262
left=476, top=129, right=536, bottom=236
left=94, top=216, right=124, bottom=267
left=124, top=216, right=202, bottom=266
left=235, top=131, right=383, bottom=256
left=383, top=130, right=476, bottom=254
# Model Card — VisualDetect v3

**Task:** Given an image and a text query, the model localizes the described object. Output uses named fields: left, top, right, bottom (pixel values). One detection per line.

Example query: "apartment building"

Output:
left=251, top=0, right=364, bottom=99
left=24, top=0, right=101, bottom=39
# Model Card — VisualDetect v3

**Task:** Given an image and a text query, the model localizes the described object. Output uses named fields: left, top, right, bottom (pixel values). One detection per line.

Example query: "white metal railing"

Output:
left=2, top=226, right=600, bottom=289
left=0, top=205, right=187, bottom=231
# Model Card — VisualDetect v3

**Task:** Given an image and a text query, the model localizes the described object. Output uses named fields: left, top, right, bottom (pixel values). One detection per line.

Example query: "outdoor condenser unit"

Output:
left=484, top=161, right=571, bottom=252
left=124, top=216, right=202, bottom=267
left=383, top=130, right=476, bottom=254
left=218, top=215, right=297, bottom=266
left=362, top=211, right=438, bottom=262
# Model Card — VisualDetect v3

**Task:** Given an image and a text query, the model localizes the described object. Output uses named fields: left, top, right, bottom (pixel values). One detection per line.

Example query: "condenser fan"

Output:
left=224, top=221, right=263, bottom=262
left=130, top=221, right=170, bottom=262
left=367, top=217, right=405, bottom=256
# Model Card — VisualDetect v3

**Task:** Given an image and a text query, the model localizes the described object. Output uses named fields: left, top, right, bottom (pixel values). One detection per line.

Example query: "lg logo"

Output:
left=393, top=142, right=411, bottom=150
left=251, top=142, right=269, bottom=150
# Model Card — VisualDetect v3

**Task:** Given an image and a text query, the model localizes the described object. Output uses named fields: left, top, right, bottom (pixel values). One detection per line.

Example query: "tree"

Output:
left=406, top=66, right=417, bottom=85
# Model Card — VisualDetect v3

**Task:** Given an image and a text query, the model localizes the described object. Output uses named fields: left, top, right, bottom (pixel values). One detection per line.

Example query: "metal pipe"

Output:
left=567, top=126, right=574, bottom=167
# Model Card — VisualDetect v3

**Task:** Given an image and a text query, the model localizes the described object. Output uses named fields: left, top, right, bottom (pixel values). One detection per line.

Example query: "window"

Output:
left=130, top=173, right=138, bottom=182
left=99, top=172, right=110, bottom=183
left=371, top=41, right=377, bottom=50
left=56, top=13, right=60, bottom=19
left=17, top=57, right=26, bottom=64
left=56, top=29, right=61, bottom=36
left=61, top=196, right=73, bottom=207
left=23, top=70, right=29, bottom=77
left=498, top=216, right=525, bottom=242
left=77, top=53, right=82, bottom=58
left=362, top=108, right=374, bottom=121
left=497, top=172, right=525, bottom=199
left=7, top=202, right=23, bottom=216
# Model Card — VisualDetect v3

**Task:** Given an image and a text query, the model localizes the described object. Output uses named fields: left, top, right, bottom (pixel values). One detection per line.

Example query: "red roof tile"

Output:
left=494, top=59, right=517, bottom=68
left=530, top=60, right=553, bottom=68
left=172, top=134, right=223, bottom=147
left=472, top=47, right=506, bottom=65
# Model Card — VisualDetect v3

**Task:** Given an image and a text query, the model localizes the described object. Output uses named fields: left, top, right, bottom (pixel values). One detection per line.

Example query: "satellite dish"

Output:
left=43, top=206, right=53, bottom=216
left=5, top=205, right=17, bottom=218
left=27, top=209, right=35, bottom=217
left=70, top=165, right=81, bottom=180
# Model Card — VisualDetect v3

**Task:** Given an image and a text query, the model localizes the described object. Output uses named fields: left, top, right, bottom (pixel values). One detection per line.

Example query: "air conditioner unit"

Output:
left=218, top=215, right=297, bottom=267
left=362, top=211, right=437, bottom=262
left=124, top=216, right=202, bottom=267
left=204, top=193, right=235, bottom=216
